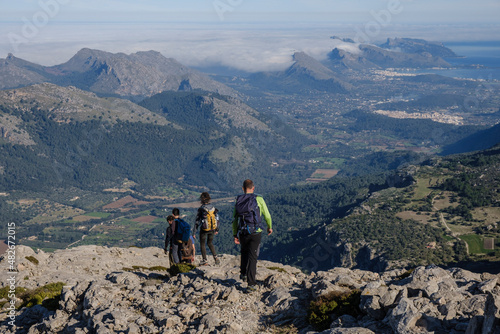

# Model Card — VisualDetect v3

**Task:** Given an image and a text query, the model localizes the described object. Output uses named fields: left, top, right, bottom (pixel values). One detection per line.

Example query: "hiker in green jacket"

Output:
left=232, top=179, right=272, bottom=293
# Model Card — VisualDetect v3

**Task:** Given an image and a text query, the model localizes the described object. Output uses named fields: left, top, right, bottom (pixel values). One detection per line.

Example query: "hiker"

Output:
left=173, top=208, right=194, bottom=263
left=164, top=214, right=180, bottom=264
left=233, top=179, right=272, bottom=292
left=194, top=192, right=220, bottom=266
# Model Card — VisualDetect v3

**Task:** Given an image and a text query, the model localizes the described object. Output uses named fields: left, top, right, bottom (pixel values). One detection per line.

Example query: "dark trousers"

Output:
left=199, top=230, right=217, bottom=261
left=171, top=243, right=180, bottom=264
left=240, top=232, right=262, bottom=286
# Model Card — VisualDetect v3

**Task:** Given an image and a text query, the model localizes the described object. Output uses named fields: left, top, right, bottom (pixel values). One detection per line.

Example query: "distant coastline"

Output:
left=397, top=41, right=500, bottom=80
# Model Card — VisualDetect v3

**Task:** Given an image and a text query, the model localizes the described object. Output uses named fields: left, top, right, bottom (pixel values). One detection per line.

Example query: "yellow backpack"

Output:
left=202, top=207, right=218, bottom=231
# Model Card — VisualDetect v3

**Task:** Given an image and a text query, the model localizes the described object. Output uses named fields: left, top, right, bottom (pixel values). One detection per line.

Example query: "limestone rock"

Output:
left=1, top=247, right=499, bottom=334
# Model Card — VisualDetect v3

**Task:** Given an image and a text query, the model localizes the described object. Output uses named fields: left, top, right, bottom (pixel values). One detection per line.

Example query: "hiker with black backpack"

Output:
left=193, top=192, right=220, bottom=266
left=233, top=179, right=273, bottom=293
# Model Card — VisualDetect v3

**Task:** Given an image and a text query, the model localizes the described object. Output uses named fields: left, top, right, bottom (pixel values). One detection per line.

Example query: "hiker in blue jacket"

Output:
left=232, top=179, right=273, bottom=293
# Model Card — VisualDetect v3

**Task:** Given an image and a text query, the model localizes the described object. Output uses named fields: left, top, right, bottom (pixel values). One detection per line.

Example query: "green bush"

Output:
left=168, top=263, right=196, bottom=276
left=0, top=286, right=27, bottom=308
left=20, top=282, right=65, bottom=311
left=25, top=256, right=39, bottom=265
left=149, top=266, right=169, bottom=272
left=308, top=290, right=361, bottom=330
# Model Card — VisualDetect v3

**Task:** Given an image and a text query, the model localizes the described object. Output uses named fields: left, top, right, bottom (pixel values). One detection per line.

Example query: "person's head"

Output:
left=167, top=215, right=174, bottom=224
left=200, top=192, right=211, bottom=205
left=172, top=208, right=180, bottom=217
left=242, top=179, right=255, bottom=194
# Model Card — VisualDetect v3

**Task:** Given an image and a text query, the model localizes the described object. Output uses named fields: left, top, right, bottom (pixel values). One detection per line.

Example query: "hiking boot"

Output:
left=239, top=274, right=247, bottom=282
left=200, top=260, right=209, bottom=266
left=245, top=285, right=257, bottom=293
left=215, top=258, right=220, bottom=266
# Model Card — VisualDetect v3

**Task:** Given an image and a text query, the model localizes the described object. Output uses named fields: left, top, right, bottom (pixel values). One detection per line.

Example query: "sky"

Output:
left=0, top=0, right=499, bottom=72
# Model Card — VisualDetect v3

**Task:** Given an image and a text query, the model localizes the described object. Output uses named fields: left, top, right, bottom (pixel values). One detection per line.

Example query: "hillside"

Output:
left=260, top=146, right=500, bottom=273
left=0, top=84, right=315, bottom=244
left=441, top=123, right=500, bottom=155
left=0, top=83, right=309, bottom=193
left=0, top=245, right=499, bottom=333
left=0, top=83, right=171, bottom=127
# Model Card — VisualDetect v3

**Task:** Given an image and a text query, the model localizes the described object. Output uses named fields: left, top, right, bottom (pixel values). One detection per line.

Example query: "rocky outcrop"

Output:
left=1, top=246, right=499, bottom=334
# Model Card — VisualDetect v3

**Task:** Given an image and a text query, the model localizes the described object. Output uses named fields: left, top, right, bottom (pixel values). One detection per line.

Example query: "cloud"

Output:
left=333, top=41, right=362, bottom=55
left=1, top=19, right=499, bottom=73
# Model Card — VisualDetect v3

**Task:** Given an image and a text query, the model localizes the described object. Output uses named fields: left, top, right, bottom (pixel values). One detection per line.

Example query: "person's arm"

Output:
left=232, top=206, right=239, bottom=244
left=214, top=207, right=220, bottom=234
left=171, top=220, right=177, bottom=238
left=257, top=196, right=273, bottom=235
left=193, top=208, right=202, bottom=237
left=164, top=227, right=172, bottom=253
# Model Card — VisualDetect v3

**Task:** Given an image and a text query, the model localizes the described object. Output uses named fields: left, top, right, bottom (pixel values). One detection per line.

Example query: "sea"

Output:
left=400, top=41, right=500, bottom=81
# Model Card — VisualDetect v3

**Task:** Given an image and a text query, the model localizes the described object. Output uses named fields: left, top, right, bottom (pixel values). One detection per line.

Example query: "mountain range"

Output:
left=0, top=38, right=499, bottom=283
left=1, top=38, right=460, bottom=100
left=0, top=82, right=310, bottom=196
left=0, top=49, right=237, bottom=99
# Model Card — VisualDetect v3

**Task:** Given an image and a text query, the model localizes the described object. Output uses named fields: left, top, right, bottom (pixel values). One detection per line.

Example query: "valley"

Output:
left=0, top=38, right=499, bottom=273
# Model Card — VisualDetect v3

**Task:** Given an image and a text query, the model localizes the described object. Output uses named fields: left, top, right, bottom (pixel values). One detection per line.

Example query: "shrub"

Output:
left=25, top=256, right=39, bottom=265
left=308, top=290, right=361, bottom=330
left=168, top=263, right=196, bottom=276
left=132, top=266, right=149, bottom=271
left=0, top=286, right=27, bottom=308
left=20, top=282, right=65, bottom=311
left=149, top=266, right=169, bottom=272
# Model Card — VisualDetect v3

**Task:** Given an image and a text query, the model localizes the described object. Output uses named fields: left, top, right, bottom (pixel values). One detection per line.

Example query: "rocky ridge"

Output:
left=0, top=49, right=238, bottom=99
left=379, top=38, right=459, bottom=58
left=0, top=245, right=499, bottom=334
left=327, top=44, right=451, bottom=71
left=0, top=83, right=172, bottom=127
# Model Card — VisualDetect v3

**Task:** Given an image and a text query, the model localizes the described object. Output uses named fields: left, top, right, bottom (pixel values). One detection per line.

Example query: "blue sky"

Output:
left=1, top=0, right=499, bottom=71
left=3, top=0, right=500, bottom=23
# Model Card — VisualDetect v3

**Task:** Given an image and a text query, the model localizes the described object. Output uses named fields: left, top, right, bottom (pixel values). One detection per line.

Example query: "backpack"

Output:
left=175, top=218, right=191, bottom=243
left=235, top=194, right=262, bottom=235
left=201, top=206, right=218, bottom=231
left=180, top=237, right=195, bottom=263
